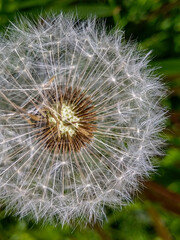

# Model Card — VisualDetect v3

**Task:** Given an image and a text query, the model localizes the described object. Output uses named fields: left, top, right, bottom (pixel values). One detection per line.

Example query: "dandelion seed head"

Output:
left=0, top=13, right=167, bottom=226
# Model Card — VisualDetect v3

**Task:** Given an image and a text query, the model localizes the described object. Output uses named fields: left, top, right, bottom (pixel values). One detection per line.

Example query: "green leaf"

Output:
left=154, top=58, right=180, bottom=75
left=52, top=4, right=113, bottom=18
left=18, top=0, right=51, bottom=9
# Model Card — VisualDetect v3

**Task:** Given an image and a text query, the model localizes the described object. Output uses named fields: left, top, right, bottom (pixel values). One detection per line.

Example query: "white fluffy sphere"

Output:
left=0, top=14, right=166, bottom=225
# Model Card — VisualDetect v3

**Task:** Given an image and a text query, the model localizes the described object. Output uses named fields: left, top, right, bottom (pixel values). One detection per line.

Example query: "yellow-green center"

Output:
left=49, top=103, right=80, bottom=137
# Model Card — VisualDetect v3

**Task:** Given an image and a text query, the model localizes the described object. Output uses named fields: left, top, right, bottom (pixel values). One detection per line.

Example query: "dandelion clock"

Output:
left=0, top=14, right=166, bottom=225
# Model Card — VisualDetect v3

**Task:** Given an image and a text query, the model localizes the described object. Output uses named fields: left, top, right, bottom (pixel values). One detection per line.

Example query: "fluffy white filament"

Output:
left=0, top=13, right=166, bottom=226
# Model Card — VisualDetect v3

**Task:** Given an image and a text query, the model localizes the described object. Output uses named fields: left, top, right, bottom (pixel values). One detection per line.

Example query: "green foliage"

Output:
left=0, top=0, right=180, bottom=239
left=0, top=0, right=179, bottom=59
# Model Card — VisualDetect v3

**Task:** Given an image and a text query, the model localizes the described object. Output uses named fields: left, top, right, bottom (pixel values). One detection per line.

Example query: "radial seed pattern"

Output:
left=34, top=85, right=97, bottom=153
left=0, top=14, right=166, bottom=225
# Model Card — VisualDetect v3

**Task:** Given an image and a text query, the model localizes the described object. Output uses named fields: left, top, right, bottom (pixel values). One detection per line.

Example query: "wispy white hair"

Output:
left=0, top=13, right=166, bottom=226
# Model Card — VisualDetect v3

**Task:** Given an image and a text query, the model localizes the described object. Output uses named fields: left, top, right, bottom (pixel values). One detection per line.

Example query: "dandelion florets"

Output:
left=32, top=85, right=96, bottom=153
left=0, top=13, right=166, bottom=226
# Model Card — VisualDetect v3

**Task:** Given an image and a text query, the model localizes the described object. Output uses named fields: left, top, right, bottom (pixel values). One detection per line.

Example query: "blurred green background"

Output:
left=0, top=0, right=180, bottom=239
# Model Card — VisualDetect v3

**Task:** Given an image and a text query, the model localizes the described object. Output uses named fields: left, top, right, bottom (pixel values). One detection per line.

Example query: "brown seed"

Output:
left=31, top=85, right=97, bottom=154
